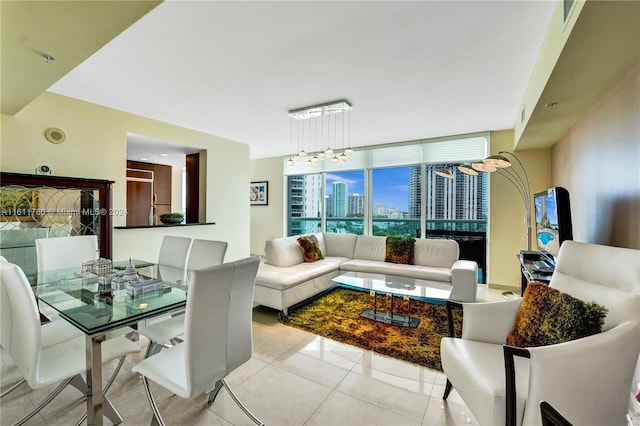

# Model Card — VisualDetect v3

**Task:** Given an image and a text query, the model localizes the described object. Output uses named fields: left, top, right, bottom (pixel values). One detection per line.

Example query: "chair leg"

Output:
left=221, top=378, right=264, bottom=426
left=0, top=378, right=25, bottom=398
left=144, top=341, right=162, bottom=358
left=12, top=376, right=74, bottom=426
left=141, top=375, right=166, bottom=426
left=207, top=379, right=224, bottom=404
left=443, top=379, right=453, bottom=400
left=169, top=337, right=183, bottom=346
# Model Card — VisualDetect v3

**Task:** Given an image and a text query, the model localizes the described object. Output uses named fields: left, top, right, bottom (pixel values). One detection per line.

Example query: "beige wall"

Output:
left=250, top=157, right=285, bottom=255
left=1, top=92, right=251, bottom=261
left=487, top=130, right=551, bottom=287
left=551, top=64, right=640, bottom=249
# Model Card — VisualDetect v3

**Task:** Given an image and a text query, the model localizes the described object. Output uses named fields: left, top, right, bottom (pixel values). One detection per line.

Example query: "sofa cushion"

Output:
left=323, top=232, right=358, bottom=258
left=506, top=281, right=607, bottom=348
left=256, top=257, right=343, bottom=290
left=297, top=235, right=324, bottom=262
left=339, top=259, right=393, bottom=275
left=353, top=235, right=386, bottom=261
left=385, top=236, right=415, bottom=264
left=414, top=238, right=459, bottom=268
left=265, top=236, right=304, bottom=267
left=387, top=263, right=452, bottom=282
left=313, top=232, right=327, bottom=257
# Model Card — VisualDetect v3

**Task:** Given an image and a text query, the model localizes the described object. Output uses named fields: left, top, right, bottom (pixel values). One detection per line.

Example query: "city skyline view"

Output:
left=325, top=168, right=411, bottom=214
left=288, top=162, right=486, bottom=238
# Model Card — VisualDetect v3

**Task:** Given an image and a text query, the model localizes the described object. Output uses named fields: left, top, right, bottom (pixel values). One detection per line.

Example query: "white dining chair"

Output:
left=0, top=256, right=83, bottom=399
left=157, top=235, right=192, bottom=269
left=132, top=256, right=263, bottom=426
left=140, top=235, right=192, bottom=335
left=0, top=261, right=141, bottom=425
left=35, top=234, right=99, bottom=271
left=139, top=239, right=229, bottom=357
left=186, top=239, right=228, bottom=269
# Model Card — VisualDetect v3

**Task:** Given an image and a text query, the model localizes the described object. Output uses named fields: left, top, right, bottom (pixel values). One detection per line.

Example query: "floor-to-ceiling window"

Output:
left=371, top=166, right=420, bottom=237
left=284, top=134, right=489, bottom=281
left=287, top=174, right=322, bottom=236
left=325, top=171, right=365, bottom=235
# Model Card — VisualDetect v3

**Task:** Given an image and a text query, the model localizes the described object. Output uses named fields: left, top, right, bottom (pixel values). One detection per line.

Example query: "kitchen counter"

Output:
left=114, top=222, right=216, bottom=230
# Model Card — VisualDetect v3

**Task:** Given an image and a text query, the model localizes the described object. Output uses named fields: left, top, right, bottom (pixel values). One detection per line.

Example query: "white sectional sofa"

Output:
left=254, top=232, right=478, bottom=314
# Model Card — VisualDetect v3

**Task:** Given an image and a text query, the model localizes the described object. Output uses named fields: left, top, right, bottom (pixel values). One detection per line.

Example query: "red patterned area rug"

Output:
left=281, top=287, right=461, bottom=371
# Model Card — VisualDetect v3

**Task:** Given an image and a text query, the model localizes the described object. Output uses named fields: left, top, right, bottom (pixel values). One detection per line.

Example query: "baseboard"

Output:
left=488, top=283, right=520, bottom=292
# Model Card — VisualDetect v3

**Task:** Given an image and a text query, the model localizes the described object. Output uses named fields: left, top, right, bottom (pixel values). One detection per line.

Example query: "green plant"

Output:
left=159, top=212, right=184, bottom=219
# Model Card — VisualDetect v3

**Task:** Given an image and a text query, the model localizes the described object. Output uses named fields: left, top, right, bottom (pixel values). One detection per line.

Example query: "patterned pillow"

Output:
left=297, top=235, right=324, bottom=263
left=507, top=281, right=607, bottom=348
left=384, top=236, right=415, bottom=265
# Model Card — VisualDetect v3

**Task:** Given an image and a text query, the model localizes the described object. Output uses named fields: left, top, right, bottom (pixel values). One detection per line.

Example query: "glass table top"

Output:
left=332, top=271, right=451, bottom=303
left=34, top=260, right=188, bottom=335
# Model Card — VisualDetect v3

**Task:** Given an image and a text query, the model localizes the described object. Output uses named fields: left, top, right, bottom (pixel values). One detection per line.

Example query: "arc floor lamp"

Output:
left=434, top=151, right=532, bottom=251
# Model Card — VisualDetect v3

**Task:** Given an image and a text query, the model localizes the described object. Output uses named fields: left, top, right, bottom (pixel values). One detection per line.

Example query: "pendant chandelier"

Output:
left=286, top=99, right=353, bottom=168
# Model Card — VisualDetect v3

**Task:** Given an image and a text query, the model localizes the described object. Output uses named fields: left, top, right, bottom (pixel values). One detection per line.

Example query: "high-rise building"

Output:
left=287, top=174, right=323, bottom=234
left=421, top=163, right=486, bottom=221
left=332, top=181, right=348, bottom=218
left=348, top=193, right=364, bottom=216
left=408, top=166, right=421, bottom=218
left=374, top=202, right=387, bottom=217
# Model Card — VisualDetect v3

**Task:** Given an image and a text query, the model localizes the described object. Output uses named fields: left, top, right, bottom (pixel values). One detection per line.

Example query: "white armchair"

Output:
left=441, top=241, right=640, bottom=426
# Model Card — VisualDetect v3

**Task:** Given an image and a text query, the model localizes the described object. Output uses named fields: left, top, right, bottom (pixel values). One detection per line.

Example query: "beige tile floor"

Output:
left=1, top=285, right=508, bottom=426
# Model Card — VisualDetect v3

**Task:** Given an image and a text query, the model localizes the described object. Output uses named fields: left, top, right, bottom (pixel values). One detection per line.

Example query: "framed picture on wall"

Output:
left=250, top=181, right=268, bottom=206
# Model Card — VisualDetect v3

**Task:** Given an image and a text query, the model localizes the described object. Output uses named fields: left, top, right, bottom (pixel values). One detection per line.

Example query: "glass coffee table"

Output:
left=331, top=271, right=452, bottom=328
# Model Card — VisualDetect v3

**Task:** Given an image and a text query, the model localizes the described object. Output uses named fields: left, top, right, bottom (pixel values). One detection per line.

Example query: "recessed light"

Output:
left=139, top=157, right=148, bottom=161
left=544, top=102, right=558, bottom=110
left=159, top=153, right=169, bottom=157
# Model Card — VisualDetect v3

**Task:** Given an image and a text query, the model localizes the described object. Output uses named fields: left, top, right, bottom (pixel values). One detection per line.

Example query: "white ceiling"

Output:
left=48, top=1, right=556, bottom=161
left=127, top=133, right=201, bottom=167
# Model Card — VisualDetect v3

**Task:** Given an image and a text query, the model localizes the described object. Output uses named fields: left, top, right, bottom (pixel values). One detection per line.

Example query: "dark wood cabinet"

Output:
left=0, top=172, right=114, bottom=260
left=153, top=164, right=171, bottom=205
left=185, top=153, right=199, bottom=224
left=126, top=161, right=172, bottom=226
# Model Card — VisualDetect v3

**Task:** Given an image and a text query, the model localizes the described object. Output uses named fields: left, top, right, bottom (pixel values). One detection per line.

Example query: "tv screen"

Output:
left=534, top=187, right=573, bottom=261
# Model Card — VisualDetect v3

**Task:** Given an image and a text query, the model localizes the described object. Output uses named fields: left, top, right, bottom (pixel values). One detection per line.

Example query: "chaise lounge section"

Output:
left=254, top=232, right=478, bottom=314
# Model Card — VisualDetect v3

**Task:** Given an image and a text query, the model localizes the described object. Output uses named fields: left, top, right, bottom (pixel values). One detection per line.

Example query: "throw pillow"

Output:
left=506, top=281, right=607, bottom=348
left=297, top=235, right=324, bottom=263
left=384, top=236, right=415, bottom=265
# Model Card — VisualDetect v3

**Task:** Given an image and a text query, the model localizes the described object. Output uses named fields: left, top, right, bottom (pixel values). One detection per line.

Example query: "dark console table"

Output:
left=518, top=252, right=554, bottom=295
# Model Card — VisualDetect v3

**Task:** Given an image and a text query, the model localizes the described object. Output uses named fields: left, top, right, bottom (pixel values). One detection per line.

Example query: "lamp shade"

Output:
left=483, top=155, right=511, bottom=168
left=471, top=162, right=497, bottom=173
left=434, top=168, right=454, bottom=179
left=458, top=164, right=478, bottom=176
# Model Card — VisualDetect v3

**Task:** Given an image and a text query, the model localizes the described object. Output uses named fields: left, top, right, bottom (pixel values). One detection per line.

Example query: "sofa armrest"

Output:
left=460, top=298, right=522, bottom=343
left=450, top=260, right=478, bottom=302
left=505, top=320, right=640, bottom=426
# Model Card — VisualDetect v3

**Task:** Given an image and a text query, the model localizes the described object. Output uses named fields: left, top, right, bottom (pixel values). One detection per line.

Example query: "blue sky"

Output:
left=535, top=190, right=558, bottom=225
left=326, top=168, right=410, bottom=211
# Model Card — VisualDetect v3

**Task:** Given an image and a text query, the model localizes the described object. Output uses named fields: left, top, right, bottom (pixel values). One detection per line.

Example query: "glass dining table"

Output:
left=33, top=259, right=189, bottom=426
